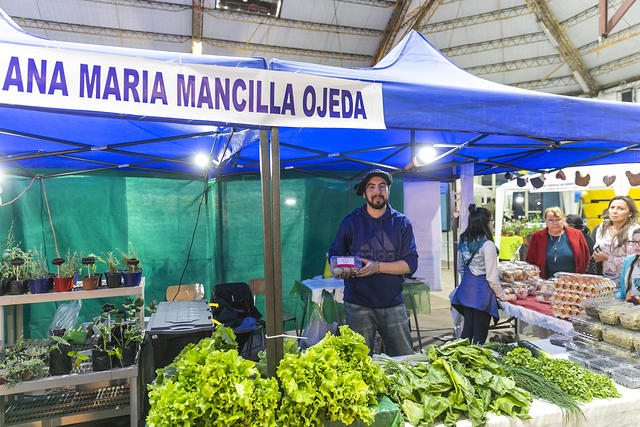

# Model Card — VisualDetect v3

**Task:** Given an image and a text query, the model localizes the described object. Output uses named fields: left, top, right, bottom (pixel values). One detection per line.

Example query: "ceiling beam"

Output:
left=525, top=0, right=599, bottom=96
left=12, top=17, right=370, bottom=62
left=600, top=0, right=638, bottom=37
left=84, top=0, right=382, bottom=36
left=417, top=5, right=530, bottom=34
left=439, top=2, right=623, bottom=56
left=191, top=0, right=204, bottom=54
left=371, top=0, right=412, bottom=65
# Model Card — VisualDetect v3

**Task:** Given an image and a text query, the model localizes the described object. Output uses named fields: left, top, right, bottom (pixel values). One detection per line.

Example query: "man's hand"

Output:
left=333, top=267, right=354, bottom=279
left=355, top=258, right=378, bottom=277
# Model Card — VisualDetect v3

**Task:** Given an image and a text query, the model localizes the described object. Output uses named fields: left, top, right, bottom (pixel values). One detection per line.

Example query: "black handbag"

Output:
left=586, top=248, right=603, bottom=276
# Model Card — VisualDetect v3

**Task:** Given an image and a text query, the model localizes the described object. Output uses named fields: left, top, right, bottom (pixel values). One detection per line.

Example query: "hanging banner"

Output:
left=0, top=43, right=385, bottom=129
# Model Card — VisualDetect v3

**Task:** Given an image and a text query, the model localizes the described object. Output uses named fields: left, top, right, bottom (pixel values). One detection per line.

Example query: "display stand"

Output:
left=0, top=365, right=138, bottom=427
left=0, top=279, right=145, bottom=345
left=0, top=281, right=145, bottom=426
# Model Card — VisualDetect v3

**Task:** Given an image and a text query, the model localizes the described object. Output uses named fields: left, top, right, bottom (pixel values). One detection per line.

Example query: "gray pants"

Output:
left=344, top=301, right=413, bottom=356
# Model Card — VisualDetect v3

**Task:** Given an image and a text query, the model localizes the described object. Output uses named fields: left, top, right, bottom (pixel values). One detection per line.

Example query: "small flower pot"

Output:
left=8, top=279, right=28, bottom=295
left=91, top=349, right=121, bottom=371
left=122, top=270, right=142, bottom=287
left=82, top=274, right=102, bottom=291
left=49, top=344, right=73, bottom=376
left=105, top=271, right=123, bottom=288
left=53, top=276, right=75, bottom=292
left=28, top=277, right=53, bottom=294
left=121, top=342, right=139, bottom=367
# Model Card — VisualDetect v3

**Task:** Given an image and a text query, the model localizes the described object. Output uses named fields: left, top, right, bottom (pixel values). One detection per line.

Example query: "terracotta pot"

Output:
left=82, top=274, right=102, bottom=291
left=53, top=276, right=75, bottom=292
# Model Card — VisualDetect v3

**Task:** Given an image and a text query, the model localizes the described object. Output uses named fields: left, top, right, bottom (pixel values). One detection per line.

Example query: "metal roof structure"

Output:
left=2, top=0, right=639, bottom=97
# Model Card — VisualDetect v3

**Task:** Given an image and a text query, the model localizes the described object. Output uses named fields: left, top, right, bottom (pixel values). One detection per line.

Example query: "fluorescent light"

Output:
left=284, top=198, right=297, bottom=206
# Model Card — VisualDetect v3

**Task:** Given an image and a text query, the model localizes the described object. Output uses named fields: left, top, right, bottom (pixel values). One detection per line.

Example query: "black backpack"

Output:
left=211, top=282, right=262, bottom=328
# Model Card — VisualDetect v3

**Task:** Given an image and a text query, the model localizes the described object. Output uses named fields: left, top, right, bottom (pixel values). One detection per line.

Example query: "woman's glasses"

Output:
left=546, top=218, right=563, bottom=223
left=631, top=240, right=640, bottom=246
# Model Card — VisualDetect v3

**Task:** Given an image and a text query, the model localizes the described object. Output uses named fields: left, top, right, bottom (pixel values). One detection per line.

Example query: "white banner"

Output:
left=0, top=43, right=385, bottom=129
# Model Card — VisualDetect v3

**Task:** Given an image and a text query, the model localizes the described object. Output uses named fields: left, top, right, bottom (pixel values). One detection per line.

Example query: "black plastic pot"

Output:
left=0, top=277, right=15, bottom=296
left=49, top=343, right=72, bottom=375
left=8, top=279, right=28, bottom=295
left=105, top=271, right=123, bottom=288
left=121, top=342, right=139, bottom=367
left=28, top=276, right=53, bottom=294
left=91, top=349, right=122, bottom=371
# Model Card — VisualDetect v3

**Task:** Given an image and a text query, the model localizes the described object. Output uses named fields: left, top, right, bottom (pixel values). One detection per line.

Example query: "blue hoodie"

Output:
left=328, top=204, right=418, bottom=308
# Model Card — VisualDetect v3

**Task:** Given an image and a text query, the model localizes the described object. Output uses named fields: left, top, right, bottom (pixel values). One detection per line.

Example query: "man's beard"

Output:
left=366, top=195, right=387, bottom=209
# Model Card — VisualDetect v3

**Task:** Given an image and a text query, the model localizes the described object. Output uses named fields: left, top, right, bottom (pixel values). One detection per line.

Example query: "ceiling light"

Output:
left=194, top=153, right=211, bottom=169
left=284, top=198, right=296, bottom=206
left=415, top=146, right=438, bottom=166
left=515, top=196, right=524, bottom=204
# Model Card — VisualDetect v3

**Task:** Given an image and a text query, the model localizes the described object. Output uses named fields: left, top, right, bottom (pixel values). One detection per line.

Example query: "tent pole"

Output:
left=259, top=128, right=283, bottom=377
left=451, top=178, right=459, bottom=288
left=270, top=127, right=284, bottom=370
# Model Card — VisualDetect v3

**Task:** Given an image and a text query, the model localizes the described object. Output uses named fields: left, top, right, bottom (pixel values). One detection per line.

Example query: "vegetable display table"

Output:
left=498, top=297, right=573, bottom=336
left=431, top=339, right=640, bottom=426
left=0, top=279, right=145, bottom=346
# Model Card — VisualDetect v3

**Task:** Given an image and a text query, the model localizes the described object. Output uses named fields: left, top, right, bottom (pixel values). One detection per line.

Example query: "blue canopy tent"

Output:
left=0, top=9, right=263, bottom=179
left=260, top=30, right=640, bottom=181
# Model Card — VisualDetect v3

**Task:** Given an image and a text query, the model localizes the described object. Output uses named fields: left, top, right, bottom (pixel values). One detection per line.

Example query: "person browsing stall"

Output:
left=328, top=169, right=418, bottom=356
left=617, top=229, right=640, bottom=304
left=450, top=205, right=516, bottom=345
left=525, top=207, right=589, bottom=279
left=594, top=195, right=640, bottom=284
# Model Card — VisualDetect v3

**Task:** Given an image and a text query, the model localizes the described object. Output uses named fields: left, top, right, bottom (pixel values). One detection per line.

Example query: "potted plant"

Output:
left=91, top=320, right=122, bottom=371
left=121, top=322, right=143, bottom=366
left=120, top=243, right=142, bottom=287
left=93, top=251, right=122, bottom=288
left=8, top=255, right=30, bottom=295
left=49, top=328, right=73, bottom=375
left=52, top=249, right=80, bottom=292
left=27, top=248, right=53, bottom=294
left=0, top=225, right=32, bottom=295
left=80, top=256, right=102, bottom=291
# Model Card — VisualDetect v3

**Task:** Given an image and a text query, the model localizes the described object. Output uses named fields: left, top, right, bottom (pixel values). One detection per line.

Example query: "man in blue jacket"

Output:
left=328, top=169, right=418, bottom=356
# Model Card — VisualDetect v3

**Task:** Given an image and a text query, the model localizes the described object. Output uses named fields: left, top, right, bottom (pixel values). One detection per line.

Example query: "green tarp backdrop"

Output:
left=1, top=171, right=404, bottom=339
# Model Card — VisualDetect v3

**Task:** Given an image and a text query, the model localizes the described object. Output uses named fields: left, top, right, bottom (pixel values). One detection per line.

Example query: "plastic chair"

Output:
left=248, top=277, right=299, bottom=335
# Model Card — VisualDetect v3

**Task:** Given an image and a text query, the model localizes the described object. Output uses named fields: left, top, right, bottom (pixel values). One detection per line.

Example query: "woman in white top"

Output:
left=594, top=195, right=640, bottom=285
left=450, top=204, right=516, bottom=345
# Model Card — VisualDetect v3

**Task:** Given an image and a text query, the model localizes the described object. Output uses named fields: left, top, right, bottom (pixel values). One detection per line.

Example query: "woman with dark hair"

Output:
left=566, top=214, right=595, bottom=255
left=594, top=195, right=640, bottom=284
left=450, top=204, right=516, bottom=345
left=618, top=229, right=640, bottom=304
left=525, top=207, right=590, bottom=279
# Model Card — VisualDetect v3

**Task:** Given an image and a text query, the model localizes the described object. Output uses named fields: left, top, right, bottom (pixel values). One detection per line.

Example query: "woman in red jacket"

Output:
left=525, top=207, right=590, bottom=279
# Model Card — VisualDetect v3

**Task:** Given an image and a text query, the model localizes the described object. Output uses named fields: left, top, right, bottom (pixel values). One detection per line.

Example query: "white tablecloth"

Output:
left=498, top=300, right=573, bottom=336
